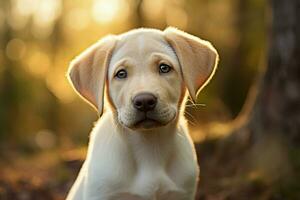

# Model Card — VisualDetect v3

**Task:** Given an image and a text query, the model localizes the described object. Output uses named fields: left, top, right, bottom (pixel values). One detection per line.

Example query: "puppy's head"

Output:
left=68, top=28, right=218, bottom=130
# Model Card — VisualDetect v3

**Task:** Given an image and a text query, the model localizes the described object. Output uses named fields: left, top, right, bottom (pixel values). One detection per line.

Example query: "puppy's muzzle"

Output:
left=132, top=92, right=157, bottom=112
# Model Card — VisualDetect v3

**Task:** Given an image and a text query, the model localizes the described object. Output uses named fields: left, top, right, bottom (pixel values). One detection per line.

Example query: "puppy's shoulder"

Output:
left=176, top=117, right=196, bottom=156
left=90, top=112, right=115, bottom=139
left=178, top=116, right=189, bottom=135
left=87, top=112, right=125, bottom=154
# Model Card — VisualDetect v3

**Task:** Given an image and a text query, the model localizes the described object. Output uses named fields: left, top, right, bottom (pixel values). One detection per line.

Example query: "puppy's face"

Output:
left=68, top=28, right=218, bottom=131
left=108, top=32, right=183, bottom=129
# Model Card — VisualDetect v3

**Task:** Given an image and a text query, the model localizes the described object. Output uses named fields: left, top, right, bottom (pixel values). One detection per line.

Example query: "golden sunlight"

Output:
left=46, top=69, right=75, bottom=103
left=8, top=0, right=62, bottom=38
left=25, top=50, right=50, bottom=78
left=166, top=5, right=188, bottom=30
left=64, top=8, right=90, bottom=31
left=92, top=0, right=129, bottom=24
left=141, top=0, right=165, bottom=21
left=32, top=0, right=62, bottom=38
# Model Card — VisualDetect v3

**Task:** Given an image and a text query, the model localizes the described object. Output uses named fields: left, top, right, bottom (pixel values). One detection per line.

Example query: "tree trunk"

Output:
left=248, top=0, right=300, bottom=142
left=196, top=1, right=300, bottom=197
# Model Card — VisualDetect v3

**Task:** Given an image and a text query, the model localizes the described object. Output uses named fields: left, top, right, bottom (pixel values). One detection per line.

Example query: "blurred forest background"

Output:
left=0, top=0, right=299, bottom=199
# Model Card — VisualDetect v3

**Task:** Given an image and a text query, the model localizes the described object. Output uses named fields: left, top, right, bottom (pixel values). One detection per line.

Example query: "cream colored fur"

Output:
left=66, top=27, right=218, bottom=200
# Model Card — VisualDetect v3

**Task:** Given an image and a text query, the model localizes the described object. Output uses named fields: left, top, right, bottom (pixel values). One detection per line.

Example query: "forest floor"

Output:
left=0, top=136, right=299, bottom=200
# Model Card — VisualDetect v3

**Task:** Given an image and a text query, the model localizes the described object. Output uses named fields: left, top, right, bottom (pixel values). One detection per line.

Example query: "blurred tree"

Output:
left=0, top=0, right=18, bottom=140
left=197, top=1, right=300, bottom=198
left=245, top=0, right=300, bottom=142
left=135, top=0, right=144, bottom=27
left=224, top=0, right=266, bottom=116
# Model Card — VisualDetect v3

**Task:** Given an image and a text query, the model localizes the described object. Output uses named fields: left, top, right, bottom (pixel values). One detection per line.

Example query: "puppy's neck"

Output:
left=112, top=112, right=180, bottom=169
left=127, top=126, right=178, bottom=170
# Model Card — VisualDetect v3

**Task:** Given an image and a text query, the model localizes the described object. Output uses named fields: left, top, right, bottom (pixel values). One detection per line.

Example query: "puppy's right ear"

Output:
left=67, top=35, right=117, bottom=116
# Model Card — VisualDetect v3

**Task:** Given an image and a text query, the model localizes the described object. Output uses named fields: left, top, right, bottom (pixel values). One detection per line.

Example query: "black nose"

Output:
left=133, top=93, right=157, bottom=112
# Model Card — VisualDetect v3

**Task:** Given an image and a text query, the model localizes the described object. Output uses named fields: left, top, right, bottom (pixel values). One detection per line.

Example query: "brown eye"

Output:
left=115, top=69, right=127, bottom=79
left=159, top=63, right=172, bottom=74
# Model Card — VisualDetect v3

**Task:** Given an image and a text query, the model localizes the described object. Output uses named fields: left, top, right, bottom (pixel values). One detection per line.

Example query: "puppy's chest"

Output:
left=88, top=127, right=195, bottom=199
left=107, top=146, right=188, bottom=199
left=113, top=166, right=186, bottom=200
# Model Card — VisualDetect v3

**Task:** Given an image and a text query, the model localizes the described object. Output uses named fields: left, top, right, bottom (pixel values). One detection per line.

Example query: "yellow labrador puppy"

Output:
left=66, top=27, right=218, bottom=200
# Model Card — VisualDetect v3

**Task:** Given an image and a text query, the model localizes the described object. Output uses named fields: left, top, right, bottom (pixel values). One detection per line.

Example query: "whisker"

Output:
left=185, top=103, right=206, bottom=107
left=185, top=98, right=206, bottom=107
left=186, top=98, right=195, bottom=105
left=184, top=110, right=198, bottom=126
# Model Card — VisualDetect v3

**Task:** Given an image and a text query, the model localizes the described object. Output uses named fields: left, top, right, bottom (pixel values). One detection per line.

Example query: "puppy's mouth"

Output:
left=131, top=110, right=177, bottom=130
left=134, top=117, right=163, bottom=129
left=118, top=107, right=177, bottom=130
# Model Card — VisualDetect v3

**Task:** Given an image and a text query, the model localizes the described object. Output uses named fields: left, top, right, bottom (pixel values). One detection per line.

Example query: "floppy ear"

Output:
left=164, top=27, right=219, bottom=102
left=67, top=35, right=117, bottom=115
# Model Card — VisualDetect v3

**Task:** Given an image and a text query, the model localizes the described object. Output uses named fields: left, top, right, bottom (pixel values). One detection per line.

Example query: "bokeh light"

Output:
left=92, top=0, right=129, bottom=24
left=64, top=8, right=90, bottom=31
left=32, top=0, right=62, bottom=39
left=25, top=50, right=50, bottom=77
left=5, top=38, right=26, bottom=60
left=35, top=129, right=56, bottom=149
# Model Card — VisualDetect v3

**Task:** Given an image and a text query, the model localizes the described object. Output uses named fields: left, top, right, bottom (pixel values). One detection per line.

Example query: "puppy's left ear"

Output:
left=164, top=27, right=219, bottom=101
left=67, top=35, right=117, bottom=115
